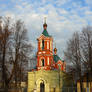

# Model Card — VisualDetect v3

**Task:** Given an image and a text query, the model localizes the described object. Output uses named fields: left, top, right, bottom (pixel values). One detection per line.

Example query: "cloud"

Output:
left=85, top=0, right=92, bottom=6
left=55, top=0, right=71, bottom=6
left=0, top=0, right=92, bottom=58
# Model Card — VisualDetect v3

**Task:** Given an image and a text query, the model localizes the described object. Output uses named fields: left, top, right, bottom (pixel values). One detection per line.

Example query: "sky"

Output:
left=0, top=0, right=92, bottom=59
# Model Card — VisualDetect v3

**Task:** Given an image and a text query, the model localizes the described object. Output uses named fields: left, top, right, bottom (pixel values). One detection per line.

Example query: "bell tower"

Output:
left=37, top=18, right=54, bottom=70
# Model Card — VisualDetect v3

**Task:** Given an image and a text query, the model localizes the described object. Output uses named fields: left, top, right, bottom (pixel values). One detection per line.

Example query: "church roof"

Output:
left=42, top=29, right=51, bottom=37
left=53, top=54, right=64, bottom=63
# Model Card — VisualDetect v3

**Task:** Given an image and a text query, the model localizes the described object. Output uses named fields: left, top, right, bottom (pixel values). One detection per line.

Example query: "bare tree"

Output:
left=0, top=17, right=13, bottom=90
left=80, top=26, right=92, bottom=72
left=80, top=26, right=92, bottom=91
left=0, top=17, right=33, bottom=91
left=64, top=32, right=83, bottom=92
left=0, top=17, right=2, bottom=74
left=11, top=20, right=33, bottom=88
left=65, top=26, right=92, bottom=92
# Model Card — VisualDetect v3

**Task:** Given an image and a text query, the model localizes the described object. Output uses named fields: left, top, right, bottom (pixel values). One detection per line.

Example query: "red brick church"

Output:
left=36, top=19, right=66, bottom=71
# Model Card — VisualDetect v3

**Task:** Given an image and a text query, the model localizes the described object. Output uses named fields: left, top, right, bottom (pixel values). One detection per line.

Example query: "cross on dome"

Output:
left=43, top=17, right=47, bottom=30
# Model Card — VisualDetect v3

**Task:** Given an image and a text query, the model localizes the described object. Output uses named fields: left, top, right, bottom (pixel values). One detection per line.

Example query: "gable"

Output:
left=57, top=60, right=63, bottom=65
left=37, top=34, right=45, bottom=40
left=37, top=34, right=52, bottom=41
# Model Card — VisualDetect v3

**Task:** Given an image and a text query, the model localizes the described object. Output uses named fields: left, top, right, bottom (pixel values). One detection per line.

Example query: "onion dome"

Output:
left=53, top=54, right=61, bottom=63
left=54, top=48, right=57, bottom=52
left=42, top=17, right=51, bottom=37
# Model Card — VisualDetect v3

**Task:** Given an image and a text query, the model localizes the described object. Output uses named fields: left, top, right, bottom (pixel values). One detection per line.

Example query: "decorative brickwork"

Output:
left=36, top=21, right=66, bottom=71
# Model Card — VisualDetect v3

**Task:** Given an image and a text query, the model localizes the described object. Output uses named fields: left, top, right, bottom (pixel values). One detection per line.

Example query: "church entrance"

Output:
left=40, top=82, right=45, bottom=92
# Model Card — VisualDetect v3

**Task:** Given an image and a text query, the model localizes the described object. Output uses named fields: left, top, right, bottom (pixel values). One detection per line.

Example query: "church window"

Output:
left=42, top=40, right=44, bottom=50
left=42, top=59, right=45, bottom=66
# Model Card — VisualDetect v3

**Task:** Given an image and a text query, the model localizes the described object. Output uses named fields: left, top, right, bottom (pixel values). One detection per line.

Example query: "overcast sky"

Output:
left=0, top=0, right=92, bottom=59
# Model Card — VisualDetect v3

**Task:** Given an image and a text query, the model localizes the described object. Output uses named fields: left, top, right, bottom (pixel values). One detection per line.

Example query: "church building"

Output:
left=28, top=19, right=72, bottom=92
left=36, top=20, right=66, bottom=71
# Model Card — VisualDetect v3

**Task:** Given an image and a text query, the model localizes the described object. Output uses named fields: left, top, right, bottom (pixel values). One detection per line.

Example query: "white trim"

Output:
left=43, top=51, right=45, bottom=53
left=47, top=57, right=49, bottom=65
left=39, top=52, right=42, bottom=54
left=36, top=78, right=47, bottom=85
left=47, top=41, right=49, bottom=49
left=40, top=40, right=42, bottom=49
left=50, top=41, right=52, bottom=51
left=37, top=34, right=52, bottom=40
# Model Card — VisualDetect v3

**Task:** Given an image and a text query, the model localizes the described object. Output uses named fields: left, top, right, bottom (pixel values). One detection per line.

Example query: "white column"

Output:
left=47, top=41, right=49, bottom=49
left=50, top=41, right=52, bottom=51
left=47, top=57, right=49, bottom=65
left=40, top=40, right=42, bottom=49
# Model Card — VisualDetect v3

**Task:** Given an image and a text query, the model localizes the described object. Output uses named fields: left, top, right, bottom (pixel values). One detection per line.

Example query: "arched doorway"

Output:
left=40, top=82, right=45, bottom=92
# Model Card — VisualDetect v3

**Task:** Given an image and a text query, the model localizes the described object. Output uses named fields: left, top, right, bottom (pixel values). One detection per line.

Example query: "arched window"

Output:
left=42, top=40, right=44, bottom=50
left=40, top=82, right=45, bottom=92
left=42, top=59, right=45, bottom=66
